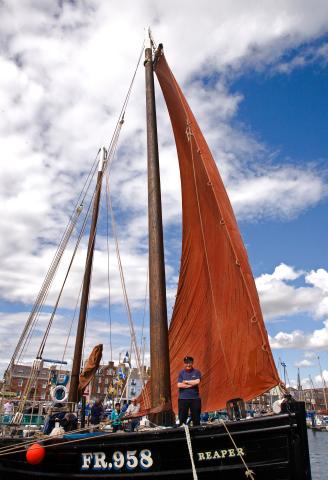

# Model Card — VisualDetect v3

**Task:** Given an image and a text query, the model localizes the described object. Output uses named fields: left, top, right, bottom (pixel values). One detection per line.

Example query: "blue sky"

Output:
left=0, top=0, right=328, bottom=393
left=233, top=47, right=328, bottom=385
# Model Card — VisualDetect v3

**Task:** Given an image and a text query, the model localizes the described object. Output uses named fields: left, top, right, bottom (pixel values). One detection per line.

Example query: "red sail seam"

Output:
left=188, top=131, right=279, bottom=382
left=156, top=55, right=233, bottom=381
left=188, top=131, right=232, bottom=382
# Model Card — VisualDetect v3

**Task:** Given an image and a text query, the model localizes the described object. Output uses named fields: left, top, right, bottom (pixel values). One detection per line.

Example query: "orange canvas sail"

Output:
left=78, top=344, right=103, bottom=398
left=154, top=48, right=280, bottom=413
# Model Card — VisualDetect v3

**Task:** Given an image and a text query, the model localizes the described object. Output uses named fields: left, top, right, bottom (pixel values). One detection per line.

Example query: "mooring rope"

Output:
left=183, top=424, right=198, bottom=480
left=219, top=419, right=255, bottom=479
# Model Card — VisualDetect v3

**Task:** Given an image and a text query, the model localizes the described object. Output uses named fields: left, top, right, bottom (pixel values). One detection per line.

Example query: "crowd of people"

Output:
left=41, top=397, right=141, bottom=435
left=1, top=355, right=208, bottom=435
left=89, top=397, right=141, bottom=432
left=0, top=397, right=142, bottom=435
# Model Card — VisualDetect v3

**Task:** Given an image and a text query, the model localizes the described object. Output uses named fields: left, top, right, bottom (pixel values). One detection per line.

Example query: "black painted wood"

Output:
left=0, top=403, right=311, bottom=479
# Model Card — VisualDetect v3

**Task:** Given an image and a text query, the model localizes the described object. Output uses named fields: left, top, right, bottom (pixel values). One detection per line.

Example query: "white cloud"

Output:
left=314, top=370, right=328, bottom=385
left=294, top=359, right=314, bottom=368
left=275, top=42, right=328, bottom=74
left=229, top=168, right=326, bottom=220
left=306, top=269, right=328, bottom=293
left=256, top=263, right=326, bottom=321
left=305, top=351, right=317, bottom=359
left=0, top=310, right=147, bottom=375
left=1, top=1, right=328, bottom=374
left=270, top=319, right=328, bottom=349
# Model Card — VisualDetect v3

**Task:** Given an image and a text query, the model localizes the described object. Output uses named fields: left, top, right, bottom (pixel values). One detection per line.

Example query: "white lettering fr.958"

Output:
left=81, top=449, right=153, bottom=471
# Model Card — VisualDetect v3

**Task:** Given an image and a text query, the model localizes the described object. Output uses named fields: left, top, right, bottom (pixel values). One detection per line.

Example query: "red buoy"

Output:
left=26, top=443, right=46, bottom=464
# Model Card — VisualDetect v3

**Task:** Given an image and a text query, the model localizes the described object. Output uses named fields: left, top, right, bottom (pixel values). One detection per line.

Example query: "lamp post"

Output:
left=280, top=361, right=287, bottom=386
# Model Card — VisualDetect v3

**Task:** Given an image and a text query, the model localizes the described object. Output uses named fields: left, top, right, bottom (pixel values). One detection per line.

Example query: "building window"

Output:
left=105, top=378, right=109, bottom=385
left=18, top=379, right=23, bottom=387
left=97, top=387, right=101, bottom=394
left=41, top=393, right=46, bottom=400
left=104, top=388, right=107, bottom=394
left=42, top=383, right=47, bottom=389
left=108, top=368, right=113, bottom=375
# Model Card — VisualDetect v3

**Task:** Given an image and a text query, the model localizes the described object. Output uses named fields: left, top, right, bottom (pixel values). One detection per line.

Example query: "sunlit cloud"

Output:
left=1, top=1, right=328, bottom=376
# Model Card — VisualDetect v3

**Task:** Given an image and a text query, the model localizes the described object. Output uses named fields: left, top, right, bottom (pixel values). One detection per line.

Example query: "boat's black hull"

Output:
left=0, top=403, right=311, bottom=479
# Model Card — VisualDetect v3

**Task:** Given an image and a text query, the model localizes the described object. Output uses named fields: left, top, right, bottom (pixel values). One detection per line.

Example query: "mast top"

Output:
left=145, top=27, right=157, bottom=53
left=98, top=146, right=107, bottom=172
left=144, top=26, right=152, bottom=50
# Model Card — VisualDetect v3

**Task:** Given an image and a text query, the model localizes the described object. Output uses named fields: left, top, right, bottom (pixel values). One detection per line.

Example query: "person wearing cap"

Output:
left=177, top=356, right=202, bottom=426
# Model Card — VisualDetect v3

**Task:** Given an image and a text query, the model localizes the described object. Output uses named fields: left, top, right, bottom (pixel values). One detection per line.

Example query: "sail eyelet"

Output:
left=220, top=219, right=225, bottom=225
left=186, top=125, right=193, bottom=141
left=235, top=259, right=240, bottom=266
left=251, top=315, right=257, bottom=323
left=262, top=344, right=267, bottom=351
left=207, top=181, right=212, bottom=187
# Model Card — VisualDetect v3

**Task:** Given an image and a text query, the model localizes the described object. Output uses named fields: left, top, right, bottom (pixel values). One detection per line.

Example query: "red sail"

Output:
left=154, top=50, right=280, bottom=413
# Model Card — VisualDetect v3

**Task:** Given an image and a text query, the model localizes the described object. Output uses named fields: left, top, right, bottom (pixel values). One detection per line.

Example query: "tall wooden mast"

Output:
left=144, top=33, right=173, bottom=425
left=68, top=147, right=107, bottom=403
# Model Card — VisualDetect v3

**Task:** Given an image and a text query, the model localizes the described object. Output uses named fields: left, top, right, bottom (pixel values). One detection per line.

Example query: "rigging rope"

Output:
left=14, top=181, right=99, bottom=415
left=105, top=183, right=113, bottom=362
left=57, top=281, right=84, bottom=382
left=8, top=150, right=101, bottom=373
left=36, top=38, right=146, bottom=399
left=139, top=264, right=149, bottom=367
left=38, top=184, right=99, bottom=359
left=106, top=172, right=150, bottom=408
left=6, top=37, right=146, bottom=411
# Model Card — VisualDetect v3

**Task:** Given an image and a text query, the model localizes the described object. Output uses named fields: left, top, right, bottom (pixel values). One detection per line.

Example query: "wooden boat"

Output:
left=0, top=32, right=311, bottom=479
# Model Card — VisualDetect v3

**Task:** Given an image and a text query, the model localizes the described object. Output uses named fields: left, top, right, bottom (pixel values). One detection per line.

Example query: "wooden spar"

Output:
left=144, top=42, right=173, bottom=425
left=68, top=147, right=107, bottom=403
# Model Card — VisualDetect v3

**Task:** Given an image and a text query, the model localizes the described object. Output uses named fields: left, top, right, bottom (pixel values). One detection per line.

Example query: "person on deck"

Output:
left=3, top=401, right=14, bottom=415
left=177, top=356, right=202, bottom=426
left=61, top=412, right=78, bottom=432
left=3, top=401, right=14, bottom=423
left=90, top=399, right=104, bottom=425
left=111, top=402, right=124, bottom=433
left=121, top=400, right=129, bottom=414
left=125, top=397, right=140, bottom=431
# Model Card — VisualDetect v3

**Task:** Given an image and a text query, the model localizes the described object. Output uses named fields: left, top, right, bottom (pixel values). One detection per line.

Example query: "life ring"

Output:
left=51, top=385, right=68, bottom=403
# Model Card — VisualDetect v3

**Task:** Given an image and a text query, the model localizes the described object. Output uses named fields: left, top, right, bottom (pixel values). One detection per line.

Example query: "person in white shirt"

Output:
left=126, top=398, right=140, bottom=415
left=3, top=401, right=14, bottom=415
left=3, top=400, right=14, bottom=422
left=125, top=398, right=140, bottom=431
